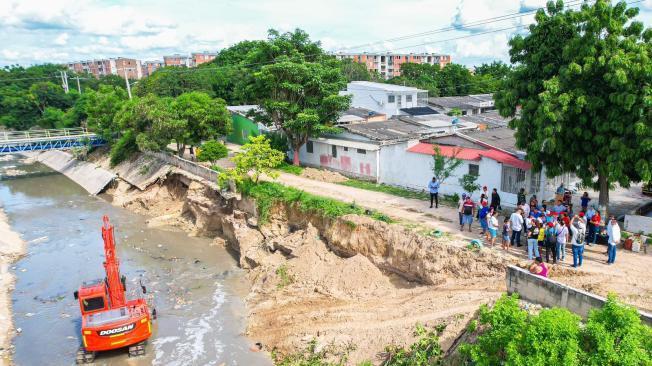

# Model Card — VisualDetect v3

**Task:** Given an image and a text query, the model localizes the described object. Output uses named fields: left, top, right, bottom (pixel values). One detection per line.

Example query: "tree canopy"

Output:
left=495, top=0, right=652, bottom=211
left=252, top=56, right=351, bottom=165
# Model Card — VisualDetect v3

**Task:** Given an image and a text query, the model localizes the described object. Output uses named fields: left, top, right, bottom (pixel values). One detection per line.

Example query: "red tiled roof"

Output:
left=407, top=143, right=532, bottom=170
left=407, top=143, right=482, bottom=161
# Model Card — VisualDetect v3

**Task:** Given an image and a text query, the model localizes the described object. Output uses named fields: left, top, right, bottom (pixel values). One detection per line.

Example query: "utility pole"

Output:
left=60, top=70, right=69, bottom=93
left=76, top=76, right=81, bottom=93
left=123, top=69, right=132, bottom=99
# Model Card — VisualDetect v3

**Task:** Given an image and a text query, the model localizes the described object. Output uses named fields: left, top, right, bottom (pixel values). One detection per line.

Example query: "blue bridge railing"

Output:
left=0, top=128, right=105, bottom=154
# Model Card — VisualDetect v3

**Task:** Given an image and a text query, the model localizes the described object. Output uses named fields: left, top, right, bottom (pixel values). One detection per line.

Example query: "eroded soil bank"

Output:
left=92, top=150, right=652, bottom=364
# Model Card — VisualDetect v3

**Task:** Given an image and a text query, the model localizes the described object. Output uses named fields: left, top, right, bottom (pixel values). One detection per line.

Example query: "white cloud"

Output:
left=54, top=32, right=69, bottom=45
left=2, top=0, right=652, bottom=67
left=2, top=49, right=20, bottom=60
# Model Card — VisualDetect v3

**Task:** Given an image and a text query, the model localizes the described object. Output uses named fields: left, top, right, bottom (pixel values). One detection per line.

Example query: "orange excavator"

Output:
left=73, top=216, right=154, bottom=364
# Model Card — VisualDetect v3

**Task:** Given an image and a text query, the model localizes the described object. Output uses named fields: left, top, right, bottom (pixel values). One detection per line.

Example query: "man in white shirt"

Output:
left=521, top=203, right=530, bottom=220
left=509, top=209, right=524, bottom=247
left=606, top=216, right=620, bottom=265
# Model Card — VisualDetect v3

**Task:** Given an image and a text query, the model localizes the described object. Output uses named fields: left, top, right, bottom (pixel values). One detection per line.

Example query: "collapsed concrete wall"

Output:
left=29, top=150, right=115, bottom=195
left=506, top=265, right=652, bottom=326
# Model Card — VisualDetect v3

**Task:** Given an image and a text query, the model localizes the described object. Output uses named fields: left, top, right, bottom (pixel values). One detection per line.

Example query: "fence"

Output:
left=146, top=151, right=218, bottom=183
left=506, top=265, right=652, bottom=325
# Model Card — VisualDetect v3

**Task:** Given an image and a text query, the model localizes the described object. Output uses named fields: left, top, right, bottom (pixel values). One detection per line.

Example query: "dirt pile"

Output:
left=300, top=167, right=349, bottom=183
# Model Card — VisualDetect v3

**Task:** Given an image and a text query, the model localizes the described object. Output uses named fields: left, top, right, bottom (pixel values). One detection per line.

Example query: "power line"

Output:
left=337, top=0, right=585, bottom=52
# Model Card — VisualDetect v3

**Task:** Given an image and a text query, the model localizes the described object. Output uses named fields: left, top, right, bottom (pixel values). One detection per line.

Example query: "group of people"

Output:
left=427, top=176, right=623, bottom=276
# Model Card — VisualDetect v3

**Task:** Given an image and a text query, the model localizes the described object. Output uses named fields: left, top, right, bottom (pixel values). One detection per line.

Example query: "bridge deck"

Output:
left=0, top=128, right=105, bottom=154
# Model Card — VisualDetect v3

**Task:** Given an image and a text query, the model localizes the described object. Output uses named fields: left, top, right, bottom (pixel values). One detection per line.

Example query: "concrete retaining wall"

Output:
left=506, top=265, right=652, bottom=326
left=31, top=150, right=115, bottom=195
left=147, top=152, right=217, bottom=183
left=624, top=214, right=652, bottom=235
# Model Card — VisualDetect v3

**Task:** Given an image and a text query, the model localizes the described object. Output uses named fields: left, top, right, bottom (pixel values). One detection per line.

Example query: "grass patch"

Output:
left=210, top=165, right=224, bottom=172
left=275, top=264, right=294, bottom=289
left=338, top=179, right=429, bottom=200
left=277, top=162, right=305, bottom=175
left=239, top=180, right=396, bottom=225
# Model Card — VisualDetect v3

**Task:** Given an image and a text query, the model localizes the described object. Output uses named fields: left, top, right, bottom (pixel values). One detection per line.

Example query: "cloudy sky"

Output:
left=2, top=0, right=652, bottom=67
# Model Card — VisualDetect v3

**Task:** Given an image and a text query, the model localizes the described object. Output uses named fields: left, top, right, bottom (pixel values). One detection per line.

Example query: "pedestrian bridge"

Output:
left=0, top=128, right=105, bottom=154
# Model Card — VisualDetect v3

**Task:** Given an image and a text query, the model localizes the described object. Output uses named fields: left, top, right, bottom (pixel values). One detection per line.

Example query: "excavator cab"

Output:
left=74, top=280, right=109, bottom=315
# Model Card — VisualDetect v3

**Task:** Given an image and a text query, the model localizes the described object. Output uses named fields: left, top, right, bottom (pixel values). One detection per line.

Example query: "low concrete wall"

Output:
left=624, top=214, right=652, bottom=235
left=147, top=152, right=217, bottom=183
left=506, top=265, right=652, bottom=326
left=31, top=150, right=115, bottom=195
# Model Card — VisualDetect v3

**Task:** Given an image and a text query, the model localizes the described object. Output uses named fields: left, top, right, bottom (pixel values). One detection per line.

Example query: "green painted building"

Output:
left=226, top=105, right=261, bottom=145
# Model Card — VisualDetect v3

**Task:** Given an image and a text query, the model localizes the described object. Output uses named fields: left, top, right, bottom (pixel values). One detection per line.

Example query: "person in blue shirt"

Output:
left=428, top=177, right=440, bottom=208
left=580, top=192, right=591, bottom=212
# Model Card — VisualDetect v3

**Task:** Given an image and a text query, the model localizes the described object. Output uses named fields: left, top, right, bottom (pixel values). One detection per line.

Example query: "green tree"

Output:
left=28, top=81, right=74, bottom=114
left=134, top=67, right=214, bottom=98
left=38, top=107, right=66, bottom=129
left=197, top=140, right=229, bottom=165
left=219, top=135, right=284, bottom=185
left=495, top=0, right=652, bottom=214
left=338, top=58, right=379, bottom=82
left=112, top=94, right=182, bottom=156
left=253, top=57, right=350, bottom=165
left=431, top=145, right=463, bottom=186
left=172, top=91, right=231, bottom=156
left=85, top=85, right=129, bottom=140
left=474, top=61, right=512, bottom=80
left=459, top=173, right=481, bottom=198
left=0, top=87, right=40, bottom=130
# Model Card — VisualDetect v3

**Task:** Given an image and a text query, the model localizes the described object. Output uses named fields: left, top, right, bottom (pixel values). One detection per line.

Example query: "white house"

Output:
left=380, top=128, right=545, bottom=207
left=339, top=81, right=429, bottom=117
left=296, top=116, right=478, bottom=181
left=428, top=94, right=495, bottom=115
left=297, top=119, right=442, bottom=180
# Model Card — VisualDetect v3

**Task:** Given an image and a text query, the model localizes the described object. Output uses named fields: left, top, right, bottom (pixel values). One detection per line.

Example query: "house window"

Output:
left=529, top=170, right=541, bottom=194
left=501, top=166, right=527, bottom=194
left=332, top=145, right=337, bottom=158
left=343, top=147, right=349, bottom=152
left=397, top=95, right=402, bottom=108
left=357, top=149, right=366, bottom=154
left=469, top=164, right=479, bottom=176
left=306, top=141, right=313, bottom=153
left=406, top=95, right=413, bottom=103
left=388, top=95, right=395, bottom=103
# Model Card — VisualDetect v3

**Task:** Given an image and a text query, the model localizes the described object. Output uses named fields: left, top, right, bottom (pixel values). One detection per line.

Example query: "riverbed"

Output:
left=0, top=155, right=270, bottom=365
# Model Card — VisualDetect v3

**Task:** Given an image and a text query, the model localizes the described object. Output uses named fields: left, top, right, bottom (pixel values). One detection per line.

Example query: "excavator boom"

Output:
left=101, top=215, right=125, bottom=308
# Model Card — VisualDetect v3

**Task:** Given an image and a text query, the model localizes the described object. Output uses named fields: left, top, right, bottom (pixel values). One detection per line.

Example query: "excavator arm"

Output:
left=101, top=215, right=126, bottom=308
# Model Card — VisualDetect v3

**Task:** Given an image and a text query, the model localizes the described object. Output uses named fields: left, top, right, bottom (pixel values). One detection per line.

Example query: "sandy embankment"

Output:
left=0, top=207, right=26, bottom=366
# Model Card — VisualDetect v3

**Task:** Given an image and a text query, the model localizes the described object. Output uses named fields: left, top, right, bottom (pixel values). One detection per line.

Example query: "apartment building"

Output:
left=66, top=57, right=143, bottom=79
left=111, top=58, right=143, bottom=80
left=142, top=61, right=164, bottom=77
left=163, top=54, right=192, bottom=67
left=192, top=52, right=217, bottom=66
left=334, top=52, right=452, bottom=79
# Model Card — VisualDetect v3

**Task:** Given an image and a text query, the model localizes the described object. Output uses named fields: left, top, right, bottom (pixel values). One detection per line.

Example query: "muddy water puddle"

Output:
left=0, top=155, right=270, bottom=366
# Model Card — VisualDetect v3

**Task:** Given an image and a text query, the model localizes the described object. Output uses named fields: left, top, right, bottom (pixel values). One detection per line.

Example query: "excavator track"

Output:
left=128, top=341, right=146, bottom=357
left=75, top=347, right=96, bottom=364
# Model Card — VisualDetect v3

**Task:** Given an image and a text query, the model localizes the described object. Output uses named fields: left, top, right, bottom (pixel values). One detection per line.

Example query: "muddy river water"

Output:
left=0, top=155, right=271, bottom=366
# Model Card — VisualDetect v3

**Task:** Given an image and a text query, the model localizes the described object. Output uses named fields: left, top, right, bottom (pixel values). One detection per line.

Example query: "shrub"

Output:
left=265, top=131, right=290, bottom=155
left=382, top=323, right=443, bottom=366
left=218, top=135, right=284, bottom=187
left=197, top=140, right=228, bottom=164
left=109, top=130, right=138, bottom=166
left=276, top=264, right=294, bottom=289
left=461, top=294, right=652, bottom=366
left=581, top=294, right=652, bottom=365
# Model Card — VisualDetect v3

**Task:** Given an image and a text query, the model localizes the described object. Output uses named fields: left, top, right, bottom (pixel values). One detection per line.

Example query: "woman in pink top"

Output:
left=529, top=257, right=548, bottom=278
